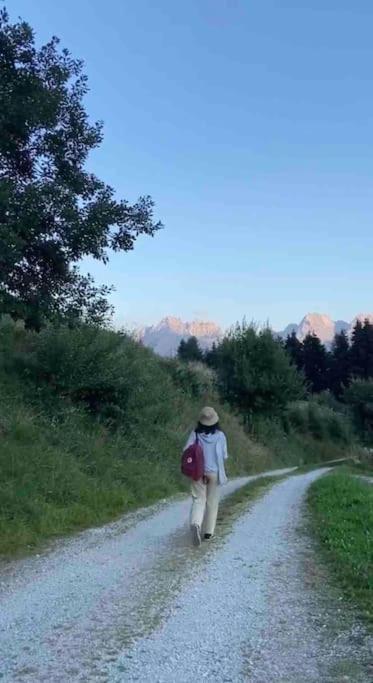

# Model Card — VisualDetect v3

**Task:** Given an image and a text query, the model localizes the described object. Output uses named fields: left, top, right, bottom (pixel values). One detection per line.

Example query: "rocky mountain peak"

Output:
left=139, top=317, right=222, bottom=357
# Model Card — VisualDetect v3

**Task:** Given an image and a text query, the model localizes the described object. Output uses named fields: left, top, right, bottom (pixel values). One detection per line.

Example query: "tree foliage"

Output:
left=284, top=331, right=303, bottom=371
left=284, top=320, right=373, bottom=397
left=211, top=323, right=305, bottom=421
left=177, top=336, right=204, bottom=363
left=301, top=333, right=330, bottom=393
left=329, top=330, right=350, bottom=396
left=349, top=319, right=373, bottom=380
left=343, top=379, right=373, bottom=441
left=0, top=9, right=161, bottom=328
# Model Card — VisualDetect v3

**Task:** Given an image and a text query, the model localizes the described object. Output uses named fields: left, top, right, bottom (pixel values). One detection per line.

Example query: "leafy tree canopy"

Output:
left=212, top=323, right=305, bottom=420
left=0, top=8, right=162, bottom=328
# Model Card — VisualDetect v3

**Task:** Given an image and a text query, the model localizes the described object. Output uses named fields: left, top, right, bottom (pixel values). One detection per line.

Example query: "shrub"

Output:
left=344, top=379, right=373, bottom=442
left=2, top=323, right=177, bottom=430
left=161, top=358, right=214, bottom=399
left=285, top=400, right=352, bottom=444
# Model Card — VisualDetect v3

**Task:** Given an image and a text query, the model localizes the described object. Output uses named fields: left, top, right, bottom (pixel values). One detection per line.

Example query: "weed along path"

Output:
left=0, top=469, right=371, bottom=682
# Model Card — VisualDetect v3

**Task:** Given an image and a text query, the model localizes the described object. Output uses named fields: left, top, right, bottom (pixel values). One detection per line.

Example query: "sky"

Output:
left=11, top=0, right=373, bottom=331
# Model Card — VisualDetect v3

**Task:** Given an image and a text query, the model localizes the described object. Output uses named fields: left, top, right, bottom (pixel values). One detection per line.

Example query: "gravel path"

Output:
left=109, top=469, right=372, bottom=683
left=0, top=468, right=291, bottom=682
left=0, top=468, right=371, bottom=682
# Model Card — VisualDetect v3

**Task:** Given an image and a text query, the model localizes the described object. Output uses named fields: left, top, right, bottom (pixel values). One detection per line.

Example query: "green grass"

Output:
left=295, top=457, right=355, bottom=474
left=308, top=472, right=373, bottom=623
left=339, top=462, right=373, bottom=477
left=0, top=369, right=275, bottom=557
left=252, top=414, right=358, bottom=469
left=0, top=319, right=360, bottom=559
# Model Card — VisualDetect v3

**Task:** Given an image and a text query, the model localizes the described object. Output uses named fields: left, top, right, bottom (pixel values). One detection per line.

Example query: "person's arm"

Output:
left=222, top=432, right=229, bottom=460
left=184, top=430, right=196, bottom=450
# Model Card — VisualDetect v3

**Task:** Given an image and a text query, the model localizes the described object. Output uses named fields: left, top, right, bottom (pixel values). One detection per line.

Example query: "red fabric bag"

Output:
left=181, top=433, right=204, bottom=481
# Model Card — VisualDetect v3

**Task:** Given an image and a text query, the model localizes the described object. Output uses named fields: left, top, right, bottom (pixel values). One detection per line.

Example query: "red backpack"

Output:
left=181, top=433, right=204, bottom=481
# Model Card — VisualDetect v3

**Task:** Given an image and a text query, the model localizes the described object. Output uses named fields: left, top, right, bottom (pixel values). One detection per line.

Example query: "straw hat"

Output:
left=199, top=406, right=219, bottom=427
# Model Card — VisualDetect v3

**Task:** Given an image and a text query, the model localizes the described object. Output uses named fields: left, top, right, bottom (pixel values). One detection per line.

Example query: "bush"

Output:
left=2, top=323, right=177, bottom=430
left=285, top=400, right=352, bottom=444
left=344, top=379, right=373, bottom=442
left=161, top=359, right=214, bottom=399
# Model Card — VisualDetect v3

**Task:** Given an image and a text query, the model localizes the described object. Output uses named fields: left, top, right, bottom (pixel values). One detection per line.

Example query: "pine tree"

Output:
left=205, top=341, right=218, bottom=368
left=350, top=319, right=373, bottom=379
left=302, top=333, right=330, bottom=393
left=330, top=330, right=351, bottom=396
left=177, top=336, right=203, bottom=362
left=284, top=331, right=303, bottom=371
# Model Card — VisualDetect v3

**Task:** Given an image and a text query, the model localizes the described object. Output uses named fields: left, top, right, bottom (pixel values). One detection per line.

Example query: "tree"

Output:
left=0, top=9, right=161, bottom=328
left=302, top=333, right=330, bottom=393
left=330, top=330, right=351, bottom=396
left=284, top=331, right=303, bottom=371
left=212, top=323, right=304, bottom=421
left=204, top=341, right=219, bottom=368
left=344, top=379, right=373, bottom=442
left=349, top=319, right=373, bottom=380
left=177, top=336, right=204, bottom=363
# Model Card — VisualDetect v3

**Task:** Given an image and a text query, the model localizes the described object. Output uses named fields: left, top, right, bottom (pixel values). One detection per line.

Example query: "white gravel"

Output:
left=109, top=469, right=372, bottom=682
left=0, top=468, right=292, bottom=682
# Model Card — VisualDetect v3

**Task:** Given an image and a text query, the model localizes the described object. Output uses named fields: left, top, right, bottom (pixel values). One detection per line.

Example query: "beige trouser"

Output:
left=190, top=473, right=220, bottom=536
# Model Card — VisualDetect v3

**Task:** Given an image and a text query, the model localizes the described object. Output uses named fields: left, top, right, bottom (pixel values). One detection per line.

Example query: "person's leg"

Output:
left=190, top=479, right=206, bottom=543
left=204, top=474, right=220, bottom=536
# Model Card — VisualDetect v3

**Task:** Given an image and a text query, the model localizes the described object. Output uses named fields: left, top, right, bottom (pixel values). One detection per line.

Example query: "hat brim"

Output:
left=199, top=416, right=219, bottom=427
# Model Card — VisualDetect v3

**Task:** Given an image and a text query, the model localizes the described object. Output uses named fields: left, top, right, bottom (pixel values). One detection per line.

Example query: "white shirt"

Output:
left=184, top=430, right=229, bottom=484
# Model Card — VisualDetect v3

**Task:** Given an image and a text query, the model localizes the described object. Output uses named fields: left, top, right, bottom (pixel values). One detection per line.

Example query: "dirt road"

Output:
left=0, top=468, right=371, bottom=682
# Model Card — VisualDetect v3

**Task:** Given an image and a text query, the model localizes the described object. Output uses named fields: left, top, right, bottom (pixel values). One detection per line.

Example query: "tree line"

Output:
left=177, top=320, right=373, bottom=441
left=178, top=319, right=373, bottom=398
left=284, top=320, right=373, bottom=396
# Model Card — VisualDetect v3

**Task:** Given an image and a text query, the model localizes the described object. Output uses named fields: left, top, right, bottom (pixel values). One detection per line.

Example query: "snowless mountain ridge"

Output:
left=138, top=313, right=373, bottom=357
left=138, top=316, right=222, bottom=357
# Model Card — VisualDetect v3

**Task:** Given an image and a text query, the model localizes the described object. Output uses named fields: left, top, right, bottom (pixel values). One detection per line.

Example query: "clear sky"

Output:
left=11, top=1, right=373, bottom=330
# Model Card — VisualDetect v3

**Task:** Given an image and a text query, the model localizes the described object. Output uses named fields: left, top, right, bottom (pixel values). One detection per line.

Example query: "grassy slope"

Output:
left=0, top=371, right=274, bottom=556
left=308, top=472, right=373, bottom=623
left=0, top=321, right=359, bottom=558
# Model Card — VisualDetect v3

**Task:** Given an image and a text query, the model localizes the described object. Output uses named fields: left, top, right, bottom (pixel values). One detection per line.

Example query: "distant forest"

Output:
left=283, top=318, right=373, bottom=396
left=178, top=318, right=373, bottom=398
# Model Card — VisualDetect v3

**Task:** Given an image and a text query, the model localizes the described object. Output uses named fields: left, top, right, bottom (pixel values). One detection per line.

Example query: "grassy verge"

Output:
left=217, top=475, right=286, bottom=535
left=339, top=462, right=373, bottom=477
left=308, top=472, right=373, bottom=623
left=294, top=457, right=354, bottom=474
left=0, top=372, right=274, bottom=558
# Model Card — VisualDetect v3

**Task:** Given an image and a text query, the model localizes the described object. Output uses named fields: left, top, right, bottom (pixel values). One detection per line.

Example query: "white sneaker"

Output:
left=191, top=524, right=202, bottom=547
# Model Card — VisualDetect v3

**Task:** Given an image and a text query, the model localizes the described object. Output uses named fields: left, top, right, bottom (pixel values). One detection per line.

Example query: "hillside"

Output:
left=0, top=319, right=270, bottom=555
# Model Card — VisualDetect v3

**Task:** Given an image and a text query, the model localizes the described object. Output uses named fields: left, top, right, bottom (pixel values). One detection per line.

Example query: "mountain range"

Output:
left=138, top=316, right=222, bottom=357
left=138, top=312, right=373, bottom=357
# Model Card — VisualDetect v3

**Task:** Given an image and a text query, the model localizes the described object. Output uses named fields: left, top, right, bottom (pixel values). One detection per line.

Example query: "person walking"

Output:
left=184, top=406, right=229, bottom=546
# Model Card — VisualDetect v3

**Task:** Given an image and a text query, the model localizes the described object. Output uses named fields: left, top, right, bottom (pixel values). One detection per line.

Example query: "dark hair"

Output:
left=196, top=421, right=221, bottom=435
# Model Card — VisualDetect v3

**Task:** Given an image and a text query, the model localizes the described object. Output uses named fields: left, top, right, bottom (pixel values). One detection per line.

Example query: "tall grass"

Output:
left=0, top=320, right=272, bottom=555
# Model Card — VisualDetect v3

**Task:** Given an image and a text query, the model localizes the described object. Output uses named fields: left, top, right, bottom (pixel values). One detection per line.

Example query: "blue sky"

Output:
left=12, top=1, right=373, bottom=330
